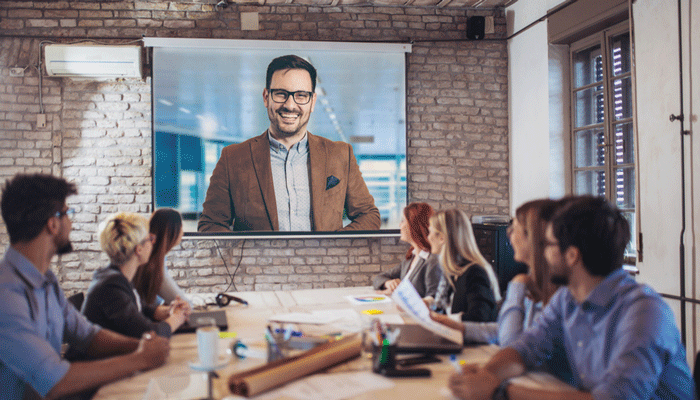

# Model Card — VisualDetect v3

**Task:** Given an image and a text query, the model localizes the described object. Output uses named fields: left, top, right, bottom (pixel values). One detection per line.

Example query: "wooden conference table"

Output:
left=92, top=286, right=573, bottom=400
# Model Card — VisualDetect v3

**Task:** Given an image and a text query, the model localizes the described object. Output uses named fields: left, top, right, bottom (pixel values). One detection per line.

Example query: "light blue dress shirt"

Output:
left=269, top=133, right=312, bottom=231
left=510, top=268, right=693, bottom=399
left=0, top=247, right=100, bottom=399
left=461, top=280, right=542, bottom=345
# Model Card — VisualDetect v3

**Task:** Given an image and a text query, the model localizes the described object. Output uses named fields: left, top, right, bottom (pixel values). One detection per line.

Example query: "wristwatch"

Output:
left=492, top=380, right=511, bottom=400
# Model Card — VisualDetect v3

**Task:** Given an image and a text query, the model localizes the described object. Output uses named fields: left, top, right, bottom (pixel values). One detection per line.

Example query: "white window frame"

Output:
left=569, top=21, right=636, bottom=260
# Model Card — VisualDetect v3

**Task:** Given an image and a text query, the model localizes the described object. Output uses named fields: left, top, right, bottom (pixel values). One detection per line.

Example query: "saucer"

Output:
left=188, top=357, right=230, bottom=372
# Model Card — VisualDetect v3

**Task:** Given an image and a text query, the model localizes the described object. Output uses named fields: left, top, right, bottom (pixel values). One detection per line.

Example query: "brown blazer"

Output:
left=197, top=131, right=380, bottom=232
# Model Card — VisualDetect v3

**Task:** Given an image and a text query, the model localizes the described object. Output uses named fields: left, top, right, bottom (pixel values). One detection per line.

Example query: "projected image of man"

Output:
left=198, top=55, right=380, bottom=232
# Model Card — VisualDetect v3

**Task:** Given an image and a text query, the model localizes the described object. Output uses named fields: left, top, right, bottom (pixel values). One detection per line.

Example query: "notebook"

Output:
left=175, top=310, right=229, bottom=334
left=388, top=323, right=462, bottom=354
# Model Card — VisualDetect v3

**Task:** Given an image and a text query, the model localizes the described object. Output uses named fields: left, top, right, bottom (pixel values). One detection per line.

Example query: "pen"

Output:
left=387, top=327, right=401, bottom=344
left=265, top=326, right=283, bottom=358
left=233, top=340, right=266, bottom=359
left=449, top=354, right=463, bottom=373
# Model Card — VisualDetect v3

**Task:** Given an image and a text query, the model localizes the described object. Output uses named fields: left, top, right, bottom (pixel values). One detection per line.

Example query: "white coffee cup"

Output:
left=196, top=325, right=220, bottom=369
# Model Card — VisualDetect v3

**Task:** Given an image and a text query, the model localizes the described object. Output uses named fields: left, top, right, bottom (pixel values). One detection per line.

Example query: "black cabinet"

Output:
left=472, top=223, right=527, bottom=296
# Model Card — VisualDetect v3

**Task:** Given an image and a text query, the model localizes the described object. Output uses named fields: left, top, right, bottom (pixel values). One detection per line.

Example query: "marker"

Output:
left=379, top=338, right=390, bottom=365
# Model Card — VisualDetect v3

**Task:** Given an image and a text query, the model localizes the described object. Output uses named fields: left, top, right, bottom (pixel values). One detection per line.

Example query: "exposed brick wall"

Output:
left=0, top=1, right=508, bottom=295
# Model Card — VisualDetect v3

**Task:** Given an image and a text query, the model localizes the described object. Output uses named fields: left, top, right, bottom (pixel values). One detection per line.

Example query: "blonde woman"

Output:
left=82, top=212, right=189, bottom=338
left=426, top=209, right=501, bottom=322
left=440, top=200, right=563, bottom=344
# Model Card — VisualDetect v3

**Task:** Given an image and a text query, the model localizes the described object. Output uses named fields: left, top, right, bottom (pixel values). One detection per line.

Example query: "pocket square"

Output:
left=326, top=175, right=340, bottom=190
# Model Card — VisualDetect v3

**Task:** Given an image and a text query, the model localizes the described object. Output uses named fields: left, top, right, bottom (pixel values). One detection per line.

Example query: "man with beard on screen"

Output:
left=198, top=55, right=380, bottom=232
left=0, top=174, right=170, bottom=400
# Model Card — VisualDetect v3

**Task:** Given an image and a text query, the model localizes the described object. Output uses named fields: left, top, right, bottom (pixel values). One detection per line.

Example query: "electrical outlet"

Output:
left=37, top=114, right=46, bottom=129
left=484, top=17, right=495, bottom=34
left=241, top=12, right=259, bottom=31
left=10, top=67, right=24, bottom=77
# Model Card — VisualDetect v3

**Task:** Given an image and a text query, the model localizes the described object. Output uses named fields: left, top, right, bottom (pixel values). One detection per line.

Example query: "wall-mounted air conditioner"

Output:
left=44, top=44, right=142, bottom=79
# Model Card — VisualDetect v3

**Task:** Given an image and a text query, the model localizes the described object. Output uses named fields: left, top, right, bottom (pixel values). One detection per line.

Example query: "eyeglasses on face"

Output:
left=268, top=89, right=313, bottom=105
left=55, top=208, right=76, bottom=219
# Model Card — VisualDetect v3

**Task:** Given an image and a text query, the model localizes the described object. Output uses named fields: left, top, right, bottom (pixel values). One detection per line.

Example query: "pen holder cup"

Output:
left=267, top=335, right=290, bottom=363
left=266, top=332, right=309, bottom=362
left=371, top=342, right=397, bottom=373
left=266, top=329, right=330, bottom=363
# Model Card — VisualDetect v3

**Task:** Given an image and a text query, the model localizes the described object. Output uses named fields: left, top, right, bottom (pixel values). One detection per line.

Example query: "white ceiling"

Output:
left=227, top=0, right=516, bottom=9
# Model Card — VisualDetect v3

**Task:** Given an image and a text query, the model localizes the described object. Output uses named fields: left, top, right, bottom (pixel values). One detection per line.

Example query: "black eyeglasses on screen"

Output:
left=268, top=89, right=313, bottom=105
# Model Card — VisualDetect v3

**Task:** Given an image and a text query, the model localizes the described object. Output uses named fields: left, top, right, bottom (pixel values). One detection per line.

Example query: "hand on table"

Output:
left=165, top=297, right=190, bottom=331
left=136, top=331, right=170, bottom=370
left=169, top=296, right=192, bottom=316
left=376, top=279, right=401, bottom=295
left=429, top=310, right=465, bottom=333
left=448, top=364, right=500, bottom=400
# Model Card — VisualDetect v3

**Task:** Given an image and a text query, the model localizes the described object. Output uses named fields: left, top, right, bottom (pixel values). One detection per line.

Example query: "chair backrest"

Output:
left=67, top=292, right=85, bottom=311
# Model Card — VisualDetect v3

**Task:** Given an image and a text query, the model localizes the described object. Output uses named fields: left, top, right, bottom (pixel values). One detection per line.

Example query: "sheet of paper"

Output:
left=143, top=372, right=209, bottom=400
left=344, top=294, right=392, bottom=305
left=267, top=312, right=343, bottom=325
left=312, top=308, right=364, bottom=332
left=373, top=313, right=404, bottom=325
left=231, top=371, right=394, bottom=400
left=279, top=371, right=394, bottom=400
left=391, top=279, right=464, bottom=345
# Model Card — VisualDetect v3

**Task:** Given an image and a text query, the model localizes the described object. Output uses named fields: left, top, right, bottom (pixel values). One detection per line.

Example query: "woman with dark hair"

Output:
left=372, top=202, right=442, bottom=298
left=133, top=208, right=190, bottom=306
left=426, top=209, right=501, bottom=323
left=431, top=199, right=562, bottom=345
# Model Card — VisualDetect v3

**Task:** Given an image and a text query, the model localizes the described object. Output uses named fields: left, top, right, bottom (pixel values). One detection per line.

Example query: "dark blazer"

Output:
left=198, top=131, right=381, bottom=232
left=372, top=252, right=441, bottom=298
left=436, top=264, right=497, bottom=322
left=82, top=265, right=171, bottom=338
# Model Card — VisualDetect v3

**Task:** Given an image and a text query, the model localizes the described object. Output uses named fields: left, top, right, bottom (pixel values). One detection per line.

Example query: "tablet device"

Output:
left=389, top=323, right=462, bottom=354
left=175, top=310, right=228, bottom=334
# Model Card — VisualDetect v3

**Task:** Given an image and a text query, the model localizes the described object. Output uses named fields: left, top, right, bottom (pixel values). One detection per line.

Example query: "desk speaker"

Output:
left=467, top=16, right=486, bottom=40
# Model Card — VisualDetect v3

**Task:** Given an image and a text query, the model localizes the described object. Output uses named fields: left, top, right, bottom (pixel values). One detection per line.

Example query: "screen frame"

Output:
left=144, top=37, right=410, bottom=238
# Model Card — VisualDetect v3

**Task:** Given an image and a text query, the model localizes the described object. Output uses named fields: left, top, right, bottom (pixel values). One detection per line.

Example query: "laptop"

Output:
left=175, top=310, right=228, bottom=334
left=388, top=324, right=462, bottom=354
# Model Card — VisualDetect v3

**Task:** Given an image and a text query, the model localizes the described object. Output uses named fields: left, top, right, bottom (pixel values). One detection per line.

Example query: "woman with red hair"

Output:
left=372, top=202, right=442, bottom=298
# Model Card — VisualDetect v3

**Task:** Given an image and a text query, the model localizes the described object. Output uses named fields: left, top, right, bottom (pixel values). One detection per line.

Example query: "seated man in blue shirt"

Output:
left=0, top=174, right=170, bottom=400
left=448, top=195, right=693, bottom=400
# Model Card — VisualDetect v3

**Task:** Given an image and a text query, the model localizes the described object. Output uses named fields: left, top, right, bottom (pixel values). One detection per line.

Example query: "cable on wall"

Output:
left=214, top=238, right=246, bottom=293
left=668, top=0, right=691, bottom=345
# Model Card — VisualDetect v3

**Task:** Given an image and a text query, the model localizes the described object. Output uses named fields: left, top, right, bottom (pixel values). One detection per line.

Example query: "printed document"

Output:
left=391, top=279, right=463, bottom=345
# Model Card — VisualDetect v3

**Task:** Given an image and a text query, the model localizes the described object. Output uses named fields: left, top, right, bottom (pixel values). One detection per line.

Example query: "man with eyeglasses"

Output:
left=447, top=196, right=692, bottom=400
left=0, top=173, right=170, bottom=400
left=198, top=54, right=380, bottom=232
